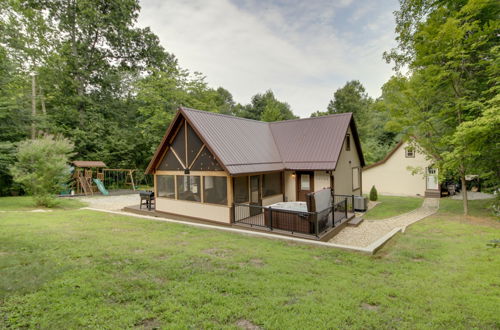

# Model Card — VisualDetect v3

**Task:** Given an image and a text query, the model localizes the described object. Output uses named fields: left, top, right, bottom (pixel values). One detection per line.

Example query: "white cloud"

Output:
left=138, top=0, right=398, bottom=117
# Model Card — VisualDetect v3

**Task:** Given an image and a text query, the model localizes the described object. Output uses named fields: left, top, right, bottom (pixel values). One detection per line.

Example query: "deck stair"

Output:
left=347, top=216, right=364, bottom=227
left=425, top=189, right=441, bottom=198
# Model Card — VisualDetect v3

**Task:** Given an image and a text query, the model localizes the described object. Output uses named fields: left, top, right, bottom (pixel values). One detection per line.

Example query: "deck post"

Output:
left=269, top=207, right=273, bottom=231
left=315, top=214, right=319, bottom=238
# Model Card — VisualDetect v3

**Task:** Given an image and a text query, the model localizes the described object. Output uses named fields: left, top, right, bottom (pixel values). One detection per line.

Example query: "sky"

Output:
left=138, top=0, right=400, bottom=118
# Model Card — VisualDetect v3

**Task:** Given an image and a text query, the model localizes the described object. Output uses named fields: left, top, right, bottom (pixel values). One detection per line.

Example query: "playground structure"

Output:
left=70, top=161, right=151, bottom=196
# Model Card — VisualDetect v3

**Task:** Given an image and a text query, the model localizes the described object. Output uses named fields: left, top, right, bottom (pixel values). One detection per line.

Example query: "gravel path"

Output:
left=450, top=191, right=494, bottom=200
left=329, top=198, right=439, bottom=248
left=77, top=194, right=139, bottom=211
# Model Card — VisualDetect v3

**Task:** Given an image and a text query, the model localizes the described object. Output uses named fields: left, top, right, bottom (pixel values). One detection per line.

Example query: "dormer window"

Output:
left=346, top=134, right=351, bottom=151
left=405, top=147, right=415, bottom=158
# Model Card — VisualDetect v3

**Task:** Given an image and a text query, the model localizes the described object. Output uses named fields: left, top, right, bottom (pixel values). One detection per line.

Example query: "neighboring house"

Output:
left=362, top=140, right=440, bottom=197
left=145, top=107, right=365, bottom=225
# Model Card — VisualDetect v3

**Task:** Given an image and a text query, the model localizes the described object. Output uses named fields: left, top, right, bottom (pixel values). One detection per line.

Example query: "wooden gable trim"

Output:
left=179, top=107, right=231, bottom=174
left=146, top=108, right=230, bottom=175
left=145, top=111, right=184, bottom=174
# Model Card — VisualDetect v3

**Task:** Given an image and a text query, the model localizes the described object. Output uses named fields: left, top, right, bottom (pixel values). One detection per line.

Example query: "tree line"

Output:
left=1, top=0, right=498, bottom=214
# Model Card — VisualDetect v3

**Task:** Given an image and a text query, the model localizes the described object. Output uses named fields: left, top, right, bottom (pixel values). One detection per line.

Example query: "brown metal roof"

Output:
left=72, top=161, right=107, bottom=168
left=182, top=108, right=284, bottom=175
left=146, top=107, right=364, bottom=175
left=270, top=113, right=354, bottom=171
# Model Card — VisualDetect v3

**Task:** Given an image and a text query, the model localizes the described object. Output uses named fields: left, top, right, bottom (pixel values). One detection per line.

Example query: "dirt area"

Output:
left=77, top=193, right=139, bottom=211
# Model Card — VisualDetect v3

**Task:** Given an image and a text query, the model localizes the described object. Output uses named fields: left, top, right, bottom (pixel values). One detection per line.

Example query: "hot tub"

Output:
left=264, top=201, right=324, bottom=234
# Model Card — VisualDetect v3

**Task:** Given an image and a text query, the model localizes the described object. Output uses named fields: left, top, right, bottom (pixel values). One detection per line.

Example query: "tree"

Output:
left=240, top=90, right=297, bottom=121
left=313, top=80, right=397, bottom=164
left=383, top=0, right=499, bottom=214
left=11, top=135, right=74, bottom=207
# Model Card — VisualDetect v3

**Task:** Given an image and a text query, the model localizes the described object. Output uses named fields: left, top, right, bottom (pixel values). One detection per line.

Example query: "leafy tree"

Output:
left=384, top=0, right=499, bottom=214
left=11, top=135, right=74, bottom=207
left=312, top=80, right=397, bottom=164
left=240, top=90, right=297, bottom=121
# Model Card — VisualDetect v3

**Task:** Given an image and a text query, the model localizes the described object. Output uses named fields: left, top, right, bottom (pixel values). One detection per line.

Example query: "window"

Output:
left=157, top=175, right=175, bottom=198
left=352, top=167, right=360, bottom=190
left=405, top=147, right=415, bottom=158
left=263, top=173, right=282, bottom=197
left=203, top=176, right=227, bottom=205
left=176, top=175, right=201, bottom=202
left=300, top=174, right=310, bottom=190
left=346, top=134, right=351, bottom=151
left=234, top=176, right=249, bottom=203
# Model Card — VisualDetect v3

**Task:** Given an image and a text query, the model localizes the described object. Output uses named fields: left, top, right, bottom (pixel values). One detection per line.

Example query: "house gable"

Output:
left=152, top=114, right=224, bottom=173
left=146, top=107, right=365, bottom=175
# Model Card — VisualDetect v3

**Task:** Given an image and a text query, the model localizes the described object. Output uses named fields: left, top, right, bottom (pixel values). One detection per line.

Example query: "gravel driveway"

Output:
left=330, top=198, right=439, bottom=248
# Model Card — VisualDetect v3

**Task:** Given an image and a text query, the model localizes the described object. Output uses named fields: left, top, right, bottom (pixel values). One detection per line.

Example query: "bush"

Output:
left=369, top=186, right=378, bottom=201
left=10, top=135, right=74, bottom=207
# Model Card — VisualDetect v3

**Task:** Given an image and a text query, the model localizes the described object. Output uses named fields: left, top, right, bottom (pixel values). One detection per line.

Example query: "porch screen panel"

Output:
left=234, top=176, right=249, bottom=203
left=203, top=176, right=227, bottom=205
left=187, top=124, right=204, bottom=166
left=158, top=149, right=183, bottom=170
left=176, top=175, right=201, bottom=202
left=190, top=148, right=223, bottom=171
left=157, top=175, right=175, bottom=198
left=263, top=173, right=282, bottom=197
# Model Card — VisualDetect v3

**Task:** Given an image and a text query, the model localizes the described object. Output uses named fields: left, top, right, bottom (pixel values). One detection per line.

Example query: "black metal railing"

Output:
left=333, top=194, right=355, bottom=213
left=233, top=199, right=349, bottom=238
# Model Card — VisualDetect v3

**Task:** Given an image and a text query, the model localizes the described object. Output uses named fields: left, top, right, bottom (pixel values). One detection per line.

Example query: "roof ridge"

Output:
left=269, top=112, right=352, bottom=125
left=181, top=107, right=352, bottom=125
left=180, top=107, right=268, bottom=125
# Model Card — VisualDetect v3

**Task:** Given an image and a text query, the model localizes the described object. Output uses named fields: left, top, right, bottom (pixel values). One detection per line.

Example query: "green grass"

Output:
left=0, top=197, right=499, bottom=328
left=0, top=196, right=87, bottom=211
left=439, top=198, right=498, bottom=219
left=364, top=195, right=424, bottom=220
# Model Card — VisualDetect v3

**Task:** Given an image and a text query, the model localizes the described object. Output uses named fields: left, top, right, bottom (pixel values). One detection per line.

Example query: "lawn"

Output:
left=0, top=196, right=87, bottom=211
left=0, top=197, right=499, bottom=328
left=364, top=195, right=424, bottom=220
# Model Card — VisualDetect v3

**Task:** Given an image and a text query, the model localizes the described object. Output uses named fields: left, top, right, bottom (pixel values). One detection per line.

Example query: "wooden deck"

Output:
left=123, top=205, right=354, bottom=242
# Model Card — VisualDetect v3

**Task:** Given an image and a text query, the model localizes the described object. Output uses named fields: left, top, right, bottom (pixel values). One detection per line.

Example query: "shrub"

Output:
left=10, top=135, right=74, bottom=207
left=369, top=186, right=378, bottom=201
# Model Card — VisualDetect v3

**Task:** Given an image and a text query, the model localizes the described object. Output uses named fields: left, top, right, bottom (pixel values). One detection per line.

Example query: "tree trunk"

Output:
left=460, top=175, right=468, bottom=216
left=31, top=73, right=37, bottom=139
left=39, top=85, right=46, bottom=115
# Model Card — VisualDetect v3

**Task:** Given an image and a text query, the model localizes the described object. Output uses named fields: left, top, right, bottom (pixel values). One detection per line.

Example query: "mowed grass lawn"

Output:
left=1, top=198, right=499, bottom=328
left=364, top=195, right=424, bottom=220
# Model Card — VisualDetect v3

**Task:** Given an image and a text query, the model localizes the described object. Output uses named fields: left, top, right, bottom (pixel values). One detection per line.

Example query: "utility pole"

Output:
left=30, top=72, right=37, bottom=139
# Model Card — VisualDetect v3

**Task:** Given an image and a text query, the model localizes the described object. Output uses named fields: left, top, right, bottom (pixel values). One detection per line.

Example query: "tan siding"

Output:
left=284, top=171, right=296, bottom=201
left=362, top=141, right=432, bottom=196
left=156, top=198, right=231, bottom=223
left=314, top=171, right=331, bottom=191
left=334, top=126, right=362, bottom=196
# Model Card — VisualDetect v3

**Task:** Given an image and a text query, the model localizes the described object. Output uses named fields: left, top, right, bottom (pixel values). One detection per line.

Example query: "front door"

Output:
left=296, top=171, right=314, bottom=202
left=426, top=167, right=439, bottom=190
left=249, top=175, right=261, bottom=215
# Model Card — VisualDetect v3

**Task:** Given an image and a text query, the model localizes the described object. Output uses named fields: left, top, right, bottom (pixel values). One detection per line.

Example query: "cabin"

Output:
left=145, top=107, right=365, bottom=238
left=362, top=140, right=440, bottom=197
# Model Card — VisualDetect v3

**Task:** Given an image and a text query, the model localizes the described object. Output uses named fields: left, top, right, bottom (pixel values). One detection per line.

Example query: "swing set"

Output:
left=69, top=161, right=152, bottom=196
